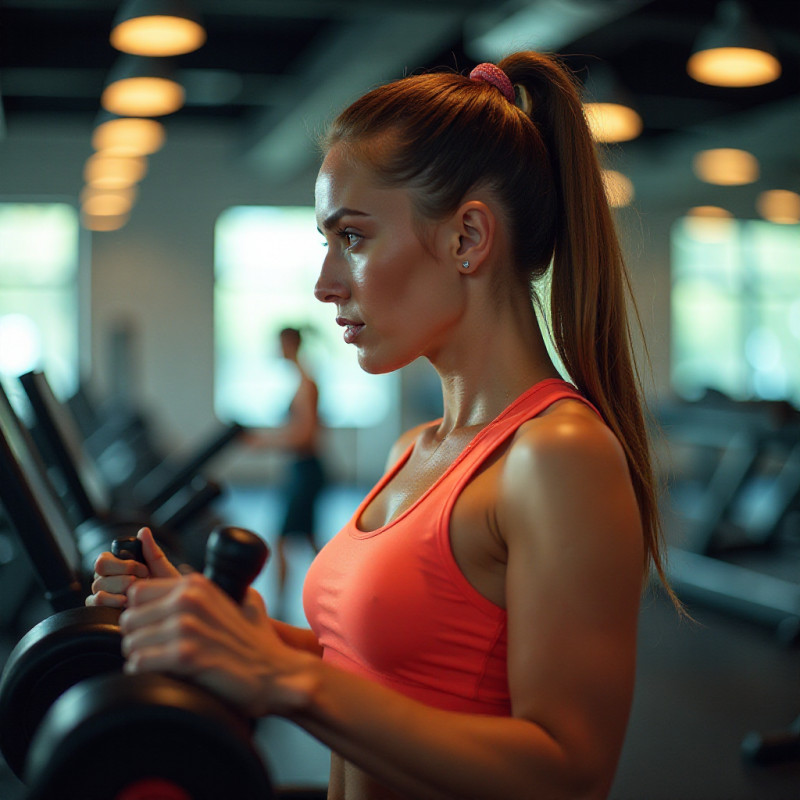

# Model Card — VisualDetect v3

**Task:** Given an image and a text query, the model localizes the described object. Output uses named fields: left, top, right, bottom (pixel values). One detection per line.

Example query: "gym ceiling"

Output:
left=1, top=0, right=799, bottom=216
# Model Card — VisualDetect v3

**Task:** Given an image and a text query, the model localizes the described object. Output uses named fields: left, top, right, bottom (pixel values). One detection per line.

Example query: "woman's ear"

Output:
left=451, top=200, right=495, bottom=272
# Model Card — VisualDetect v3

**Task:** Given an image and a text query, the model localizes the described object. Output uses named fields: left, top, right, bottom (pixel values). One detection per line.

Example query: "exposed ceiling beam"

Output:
left=239, top=10, right=464, bottom=184
left=464, top=0, right=656, bottom=60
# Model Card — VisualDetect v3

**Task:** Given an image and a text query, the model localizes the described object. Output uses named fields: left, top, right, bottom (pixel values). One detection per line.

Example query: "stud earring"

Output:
left=461, top=260, right=470, bottom=270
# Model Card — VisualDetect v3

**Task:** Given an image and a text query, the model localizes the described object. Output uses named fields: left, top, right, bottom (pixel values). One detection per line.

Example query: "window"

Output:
left=214, top=206, right=396, bottom=427
left=0, top=203, right=81, bottom=399
left=671, top=216, right=800, bottom=405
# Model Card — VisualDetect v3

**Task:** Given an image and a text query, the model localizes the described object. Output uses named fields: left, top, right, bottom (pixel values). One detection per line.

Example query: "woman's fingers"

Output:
left=91, top=573, right=139, bottom=597
left=138, top=527, right=181, bottom=579
left=242, top=586, right=270, bottom=623
left=93, top=550, right=149, bottom=579
left=123, top=576, right=189, bottom=622
left=85, top=590, right=127, bottom=608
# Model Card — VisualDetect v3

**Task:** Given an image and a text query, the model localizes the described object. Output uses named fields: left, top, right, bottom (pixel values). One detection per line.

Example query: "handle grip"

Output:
left=111, top=537, right=144, bottom=564
left=203, top=526, right=269, bottom=605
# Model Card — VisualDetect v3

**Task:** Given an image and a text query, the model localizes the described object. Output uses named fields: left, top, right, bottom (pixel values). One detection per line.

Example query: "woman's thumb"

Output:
left=137, top=527, right=181, bottom=579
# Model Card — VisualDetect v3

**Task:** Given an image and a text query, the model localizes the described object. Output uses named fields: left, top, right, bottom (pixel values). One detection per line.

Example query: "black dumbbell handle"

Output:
left=203, top=526, right=269, bottom=606
left=111, top=537, right=144, bottom=564
left=113, top=529, right=267, bottom=605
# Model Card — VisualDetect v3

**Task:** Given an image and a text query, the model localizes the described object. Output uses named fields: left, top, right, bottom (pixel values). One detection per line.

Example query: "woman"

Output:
left=90, top=51, right=672, bottom=800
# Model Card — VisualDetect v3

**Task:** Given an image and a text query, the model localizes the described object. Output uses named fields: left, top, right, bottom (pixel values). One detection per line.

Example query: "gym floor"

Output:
left=2, top=484, right=799, bottom=799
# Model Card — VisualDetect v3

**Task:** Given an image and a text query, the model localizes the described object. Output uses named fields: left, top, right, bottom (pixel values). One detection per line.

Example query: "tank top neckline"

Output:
left=351, top=377, right=577, bottom=539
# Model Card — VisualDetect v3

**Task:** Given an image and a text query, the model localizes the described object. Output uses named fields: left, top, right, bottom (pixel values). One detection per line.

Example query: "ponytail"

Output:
left=500, top=52, right=671, bottom=596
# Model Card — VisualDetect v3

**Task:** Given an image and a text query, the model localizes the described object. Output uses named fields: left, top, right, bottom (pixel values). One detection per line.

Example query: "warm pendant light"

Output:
left=92, top=115, right=166, bottom=156
left=688, top=0, right=781, bottom=87
left=84, top=153, right=148, bottom=189
left=757, top=190, right=800, bottom=224
left=687, top=205, right=734, bottom=219
left=584, top=103, right=643, bottom=143
left=111, top=0, right=206, bottom=57
left=82, top=212, right=130, bottom=232
left=601, top=170, right=635, bottom=208
left=80, top=185, right=137, bottom=213
left=102, top=56, right=185, bottom=117
left=582, top=65, right=643, bottom=143
left=682, top=211, right=735, bottom=242
left=692, top=148, right=759, bottom=185
left=82, top=192, right=135, bottom=218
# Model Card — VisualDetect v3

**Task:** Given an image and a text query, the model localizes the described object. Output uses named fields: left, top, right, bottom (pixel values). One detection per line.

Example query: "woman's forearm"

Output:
left=279, top=659, right=600, bottom=800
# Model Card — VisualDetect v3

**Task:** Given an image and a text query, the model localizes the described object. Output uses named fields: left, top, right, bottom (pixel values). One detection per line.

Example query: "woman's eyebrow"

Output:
left=320, top=207, right=369, bottom=231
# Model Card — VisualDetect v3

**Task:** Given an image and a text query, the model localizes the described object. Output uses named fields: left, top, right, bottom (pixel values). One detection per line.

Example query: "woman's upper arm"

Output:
left=499, top=408, right=644, bottom=793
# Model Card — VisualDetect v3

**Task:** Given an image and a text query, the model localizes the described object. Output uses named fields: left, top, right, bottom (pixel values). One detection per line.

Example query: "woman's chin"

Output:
left=357, top=349, right=413, bottom=376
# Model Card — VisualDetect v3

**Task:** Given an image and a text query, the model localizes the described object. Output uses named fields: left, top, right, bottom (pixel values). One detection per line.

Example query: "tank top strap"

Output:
left=435, top=378, right=600, bottom=516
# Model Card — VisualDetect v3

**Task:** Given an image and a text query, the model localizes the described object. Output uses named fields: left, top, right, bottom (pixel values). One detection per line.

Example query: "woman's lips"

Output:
left=336, top=317, right=365, bottom=344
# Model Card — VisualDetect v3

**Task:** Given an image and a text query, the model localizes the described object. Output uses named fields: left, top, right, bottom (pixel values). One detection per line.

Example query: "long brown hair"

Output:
left=323, top=51, right=671, bottom=592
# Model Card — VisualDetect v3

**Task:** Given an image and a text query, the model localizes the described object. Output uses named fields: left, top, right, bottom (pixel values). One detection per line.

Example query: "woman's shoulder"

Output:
left=514, top=395, right=624, bottom=466
left=497, top=395, right=643, bottom=564
left=500, top=396, right=634, bottom=523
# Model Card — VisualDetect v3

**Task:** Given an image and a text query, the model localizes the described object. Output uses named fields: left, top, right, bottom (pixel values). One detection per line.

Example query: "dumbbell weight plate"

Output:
left=26, top=672, right=275, bottom=800
left=0, top=605, right=123, bottom=780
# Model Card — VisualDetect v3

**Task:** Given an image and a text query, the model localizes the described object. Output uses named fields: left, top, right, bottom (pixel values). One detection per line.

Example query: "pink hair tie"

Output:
left=469, top=63, right=514, bottom=104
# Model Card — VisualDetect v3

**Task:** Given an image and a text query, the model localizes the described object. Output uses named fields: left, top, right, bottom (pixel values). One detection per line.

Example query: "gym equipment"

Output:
left=66, top=380, right=164, bottom=491
left=19, top=370, right=243, bottom=531
left=0, top=526, right=272, bottom=798
left=0, top=538, right=145, bottom=779
left=0, top=381, right=87, bottom=610
left=659, top=393, right=800, bottom=769
left=660, top=393, right=800, bottom=641
left=0, top=379, right=162, bottom=584
left=15, top=370, right=242, bottom=572
left=25, top=527, right=273, bottom=800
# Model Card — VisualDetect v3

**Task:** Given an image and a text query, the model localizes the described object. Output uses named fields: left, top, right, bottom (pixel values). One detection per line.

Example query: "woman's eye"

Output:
left=338, top=229, right=361, bottom=248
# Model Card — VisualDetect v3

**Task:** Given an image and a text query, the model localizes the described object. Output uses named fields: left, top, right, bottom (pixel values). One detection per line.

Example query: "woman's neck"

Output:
left=431, top=300, right=559, bottom=436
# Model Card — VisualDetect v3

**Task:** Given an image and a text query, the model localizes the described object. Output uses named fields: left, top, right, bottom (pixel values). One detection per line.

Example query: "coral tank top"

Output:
left=303, top=379, right=598, bottom=714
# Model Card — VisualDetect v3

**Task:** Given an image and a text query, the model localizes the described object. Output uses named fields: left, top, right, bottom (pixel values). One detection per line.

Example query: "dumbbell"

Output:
left=0, top=527, right=274, bottom=799
left=25, top=526, right=274, bottom=800
left=0, top=536, right=144, bottom=779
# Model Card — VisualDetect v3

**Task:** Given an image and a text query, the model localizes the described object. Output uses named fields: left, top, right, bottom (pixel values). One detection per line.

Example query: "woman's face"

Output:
left=314, top=143, right=464, bottom=374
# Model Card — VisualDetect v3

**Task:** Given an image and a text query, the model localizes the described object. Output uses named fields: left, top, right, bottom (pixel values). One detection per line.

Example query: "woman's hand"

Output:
left=86, top=527, right=180, bottom=608
left=119, top=576, right=315, bottom=718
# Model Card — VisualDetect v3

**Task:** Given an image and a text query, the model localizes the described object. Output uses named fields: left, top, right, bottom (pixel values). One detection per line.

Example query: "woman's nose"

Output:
left=314, top=253, right=349, bottom=304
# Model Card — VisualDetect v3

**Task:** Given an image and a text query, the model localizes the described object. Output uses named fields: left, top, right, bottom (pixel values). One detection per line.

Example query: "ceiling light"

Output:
left=80, top=185, right=137, bottom=213
left=686, top=205, right=734, bottom=218
left=92, top=116, right=166, bottom=156
left=82, top=212, right=130, bottom=232
left=682, top=209, right=735, bottom=242
left=82, top=193, right=135, bottom=218
left=111, top=0, right=206, bottom=57
left=757, top=190, right=800, bottom=224
left=582, top=65, right=642, bottom=143
left=687, top=0, right=781, bottom=87
left=692, top=148, right=759, bottom=185
left=584, top=103, right=643, bottom=143
left=84, top=153, right=148, bottom=189
left=601, top=170, right=635, bottom=208
left=102, top=56, right=184, bottom=117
